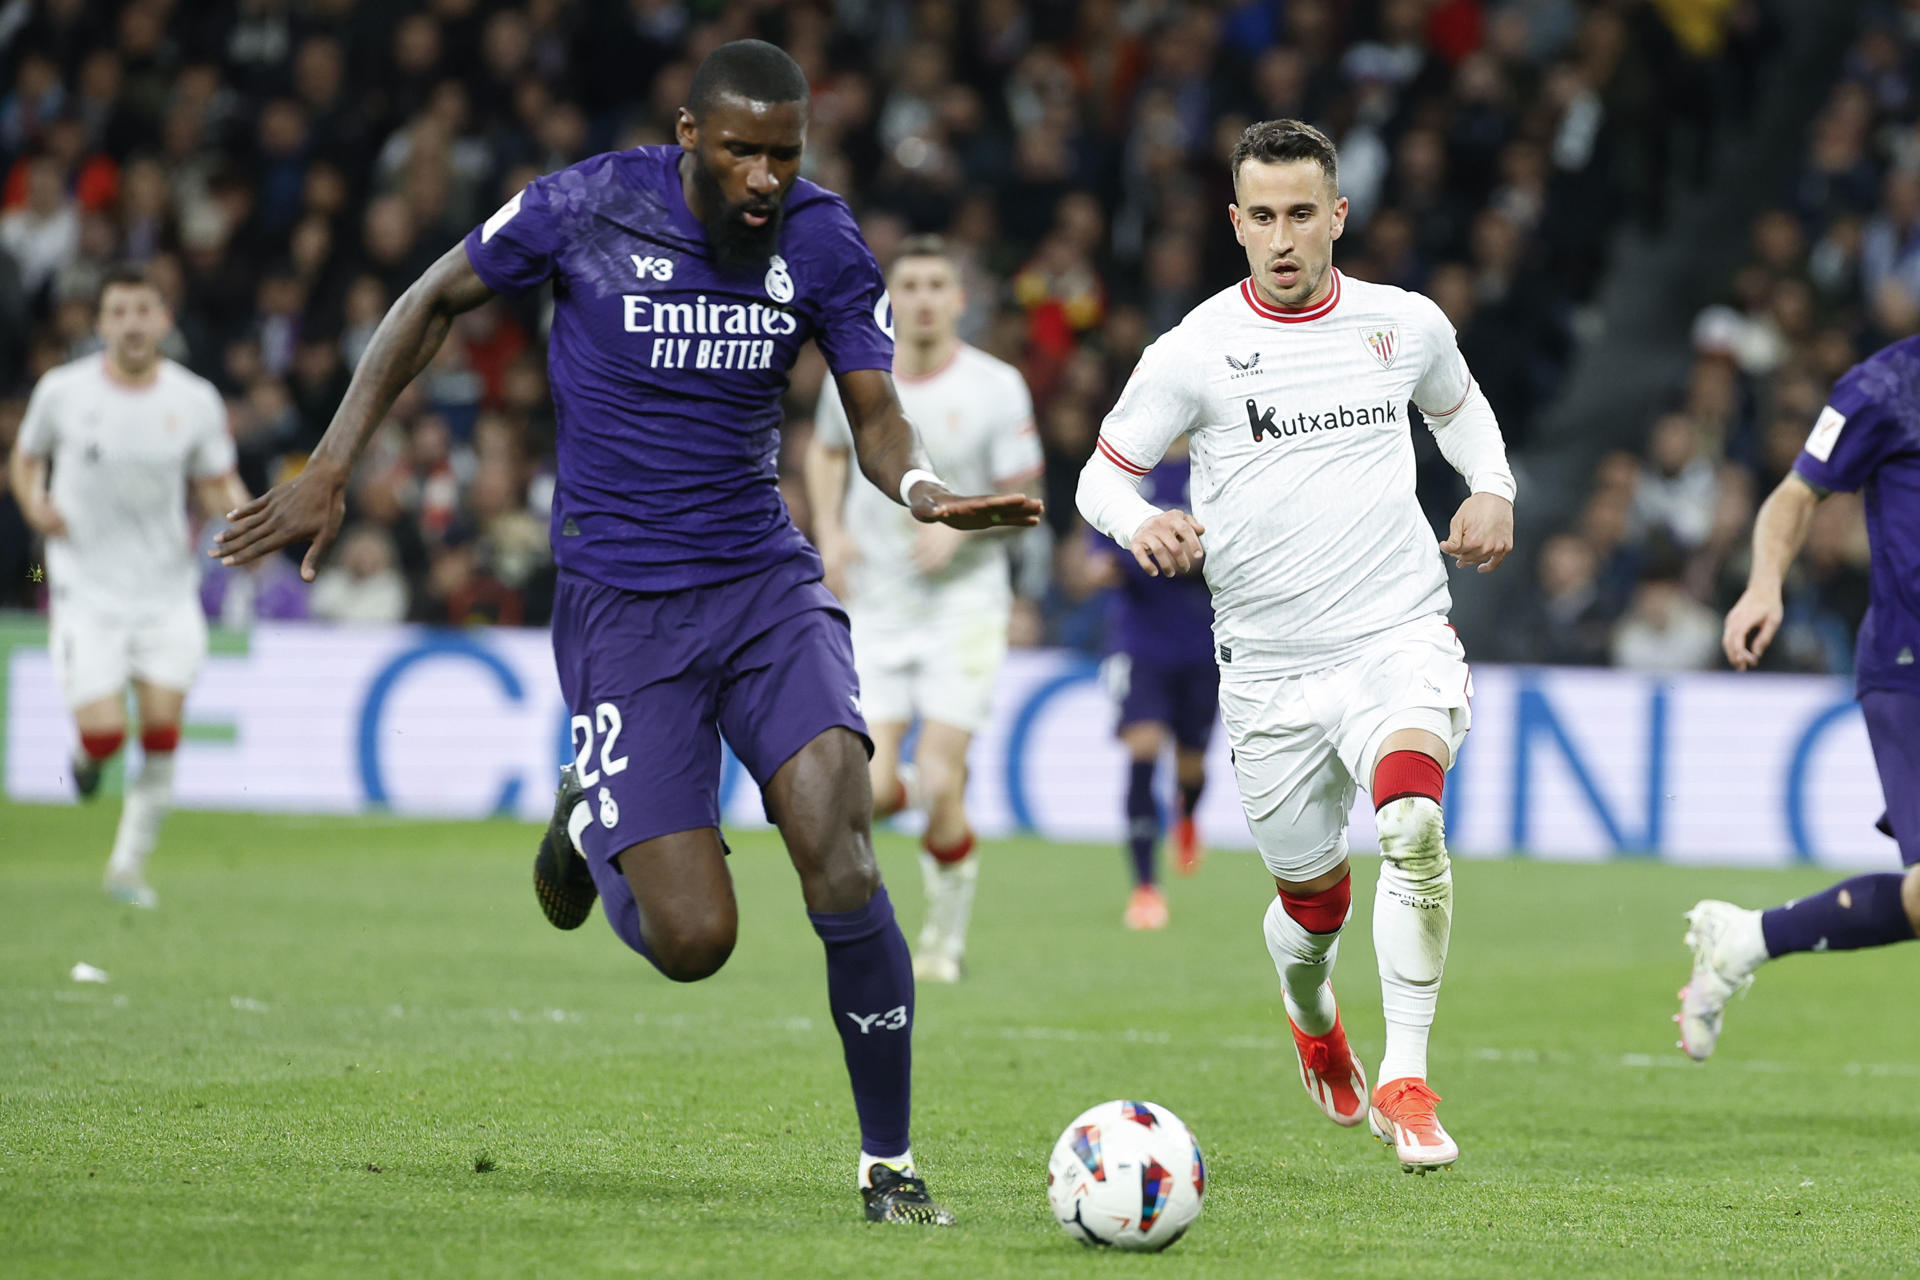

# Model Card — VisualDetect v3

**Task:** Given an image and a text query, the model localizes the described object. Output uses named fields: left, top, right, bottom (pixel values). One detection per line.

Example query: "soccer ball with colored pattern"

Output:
left=1046, top=1099, right=1204, bottom=1251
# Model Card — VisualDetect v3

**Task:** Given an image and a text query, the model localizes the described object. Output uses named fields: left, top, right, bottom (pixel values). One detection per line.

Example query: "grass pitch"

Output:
left=3, top=800, right=1918, bottom=1279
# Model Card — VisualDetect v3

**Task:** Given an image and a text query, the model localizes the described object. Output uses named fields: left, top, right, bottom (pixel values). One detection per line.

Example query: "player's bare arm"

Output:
left=802, top=432, right=860, bottom=597
left=192, top=472, right=250, bottom=523
left=834, top=367, right=1043, bottom=530
left=6, top=444, right=65, bottom=538
left=1724, top=471, right=1822, bottom=669
left=212, top=244, right=495, bottom=578
left=1439, top=492, right=1514, bottom=573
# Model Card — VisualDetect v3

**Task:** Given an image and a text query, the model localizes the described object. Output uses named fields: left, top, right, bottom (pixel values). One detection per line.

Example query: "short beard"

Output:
left=691, top=160, right=787, bottom=274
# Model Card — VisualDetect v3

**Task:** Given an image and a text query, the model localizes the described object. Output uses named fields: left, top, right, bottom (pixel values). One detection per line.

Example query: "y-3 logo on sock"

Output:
left=845, top=1005, right=909, bottom=1034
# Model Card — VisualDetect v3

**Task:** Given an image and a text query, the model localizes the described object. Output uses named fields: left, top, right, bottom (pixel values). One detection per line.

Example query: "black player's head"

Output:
left=95, top=261, right=171, bottom=373
left=677, top=40, right=810, bottom=273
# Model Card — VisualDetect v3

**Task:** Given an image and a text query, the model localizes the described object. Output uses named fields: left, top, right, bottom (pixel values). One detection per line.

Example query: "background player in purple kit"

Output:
left=1677, top=335, right=1920, bottom=1061
left=210, top=40, right=1040, bottom=1224
left=1086, top=439, right=1218, bottom=932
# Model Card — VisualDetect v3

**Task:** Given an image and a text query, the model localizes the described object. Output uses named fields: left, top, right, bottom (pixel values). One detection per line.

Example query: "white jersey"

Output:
left=815, top=342, right=1042, bottom=619
left=1096, top=271, right=1490, bottom=675
left=18, top=354, right=234, bottom=618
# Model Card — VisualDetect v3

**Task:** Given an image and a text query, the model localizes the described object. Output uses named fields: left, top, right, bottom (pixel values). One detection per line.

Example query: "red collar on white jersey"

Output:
left=1240, top=269, right=1342, bottom=324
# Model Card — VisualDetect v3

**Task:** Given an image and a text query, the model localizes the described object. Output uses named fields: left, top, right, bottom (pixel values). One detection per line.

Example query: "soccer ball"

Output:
left=1046, top=1099, right=1205, bottom=1251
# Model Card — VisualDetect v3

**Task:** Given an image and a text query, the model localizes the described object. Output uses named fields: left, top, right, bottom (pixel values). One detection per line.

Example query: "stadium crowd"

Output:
left=0, top=0, right=1859, bottom=676
left=1498, top=11, right=1906, bottom=675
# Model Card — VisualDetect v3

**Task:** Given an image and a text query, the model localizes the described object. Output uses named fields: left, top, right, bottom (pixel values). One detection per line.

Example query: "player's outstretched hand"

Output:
left=1130, top=510, right=1206, bottom=578
left=211, top=462, right=348, bottom=581
left=1441, top=493, right=1514, bottom=573
left=1722, top=586, right=1784, bottom=670
left=910, top=487, right=1045, bottom=531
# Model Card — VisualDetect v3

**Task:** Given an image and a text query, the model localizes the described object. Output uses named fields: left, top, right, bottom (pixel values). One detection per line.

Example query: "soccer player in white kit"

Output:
left=805, top=236, right=1044, bottom=983
left=7, top=265, right=244, bottom=907
left=1077, top=121, right=1516, bottom=1171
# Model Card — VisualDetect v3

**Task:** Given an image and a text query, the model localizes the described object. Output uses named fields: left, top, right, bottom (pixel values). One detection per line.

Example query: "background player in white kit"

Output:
left=806, top=236, right=1043, bottom=983
left=7, top=265, right=244, bottom=907
left=1078, top=121, right=1515, bottom=1172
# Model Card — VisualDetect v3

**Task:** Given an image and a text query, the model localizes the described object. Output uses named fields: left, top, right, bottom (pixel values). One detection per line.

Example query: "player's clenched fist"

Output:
left=1722, top=586, right=1784, bottom=670
left=1439, top=492, right=1513, bottom=573
left=1131, top=509, right=1206, bottom=577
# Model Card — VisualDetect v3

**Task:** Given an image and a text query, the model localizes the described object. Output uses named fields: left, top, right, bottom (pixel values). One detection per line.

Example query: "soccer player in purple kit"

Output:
left=1087, top=440, right=1219, bottom=931
left=211, top=41, right=1041, bottom=1222
left=1677, top=335, right=1920, bottom=1061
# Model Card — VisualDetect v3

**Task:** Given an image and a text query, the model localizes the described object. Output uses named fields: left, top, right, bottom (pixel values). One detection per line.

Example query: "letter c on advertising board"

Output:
left=360, top=635, right=525, bottom=815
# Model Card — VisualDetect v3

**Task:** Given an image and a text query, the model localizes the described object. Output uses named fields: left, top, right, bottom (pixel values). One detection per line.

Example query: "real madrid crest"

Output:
left=764, top=254, right=794, bottom=304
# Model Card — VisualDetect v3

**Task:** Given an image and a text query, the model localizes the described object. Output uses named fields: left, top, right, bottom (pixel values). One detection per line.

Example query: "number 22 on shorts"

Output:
left=570, top=702, right=630, bottom=787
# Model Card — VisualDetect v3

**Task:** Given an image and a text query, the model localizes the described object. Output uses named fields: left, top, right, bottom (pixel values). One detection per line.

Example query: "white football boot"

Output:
left=914, top=850, right=977, bottom=984
left=1369, top=1078, right=1458, bottom=1173
left=1677, top=900, right=1764, bottom=1061
left=104, top=870, right=158, bottom=909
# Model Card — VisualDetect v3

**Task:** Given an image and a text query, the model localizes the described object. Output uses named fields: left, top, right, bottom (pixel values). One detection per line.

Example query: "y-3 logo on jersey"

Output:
left=1247, top=397, right=1399, bottom=442
left=630, top=254, right=675, bottom=282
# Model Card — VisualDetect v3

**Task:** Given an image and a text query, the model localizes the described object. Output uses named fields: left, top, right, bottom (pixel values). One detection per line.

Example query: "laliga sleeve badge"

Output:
left=765, top=255, right=795, bottom=303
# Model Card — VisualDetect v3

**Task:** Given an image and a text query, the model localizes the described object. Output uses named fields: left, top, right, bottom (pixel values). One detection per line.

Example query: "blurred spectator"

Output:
left=310, top=525, right=409, bottom=625
left=1611, top=542, right=1722, bottom=672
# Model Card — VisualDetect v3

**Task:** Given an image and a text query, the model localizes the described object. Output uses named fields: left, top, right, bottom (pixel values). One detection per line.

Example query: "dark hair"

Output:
left=890, top=234, right=953, bottom=269
left=96, top=261, right=161, bottom=310
left=688, top=39, right=809, bottom=118
left=1230, top=119, right=1339, bottom=192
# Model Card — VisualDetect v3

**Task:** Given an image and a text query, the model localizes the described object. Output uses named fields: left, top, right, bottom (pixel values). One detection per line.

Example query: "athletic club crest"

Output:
left=1362, top=326, right=1399, bottom=369
left=764, top=254, right=795, bottom=303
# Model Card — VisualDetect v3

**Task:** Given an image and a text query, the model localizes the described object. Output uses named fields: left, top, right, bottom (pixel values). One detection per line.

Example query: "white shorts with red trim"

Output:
left=1218, top=615, right=1471, bottom=882
left=49, top=594, right=207, bottom=709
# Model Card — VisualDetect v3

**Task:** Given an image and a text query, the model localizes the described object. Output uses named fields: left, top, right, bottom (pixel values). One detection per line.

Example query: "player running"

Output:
left=1677, top=338, right=1920, bottom=1060
left=8, top=264, right=245, bottom=909
left=803, top=235, right=1043, bottom=985
left=1085, top=437, right=1218, bottom=932
left=211, top=41, right=1039, bottom=1224
left=1076, top=120, right=1515, bottom=1172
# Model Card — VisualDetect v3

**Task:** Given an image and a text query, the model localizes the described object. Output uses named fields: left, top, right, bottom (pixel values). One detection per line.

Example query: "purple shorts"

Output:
left=1863, top=690, right=1920, bottom=866
left=1109, top=653, right=1220, bottom=751
left=551, top=562, right=868, bottom=876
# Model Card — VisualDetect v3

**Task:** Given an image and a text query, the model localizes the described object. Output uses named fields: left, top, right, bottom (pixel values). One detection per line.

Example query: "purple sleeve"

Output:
left=812, top=216, right=894, bottom=376
left=463, top=175, right=563, bottom=295
left=1794, top=382, right=1899, bottom=495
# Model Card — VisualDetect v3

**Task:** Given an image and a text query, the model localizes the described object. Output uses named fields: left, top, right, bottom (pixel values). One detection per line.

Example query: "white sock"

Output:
left=1262, top=893, right=1345, bottom=1036
left=566, top=794, right=592, bottom=854
left=106, top=750, right=175, bottom=880
left=859, top=1147, right=914, bottom=1186
left=918, top=850, right=978, bottom=960
left=1374, top=797, right=1452, bottom=1085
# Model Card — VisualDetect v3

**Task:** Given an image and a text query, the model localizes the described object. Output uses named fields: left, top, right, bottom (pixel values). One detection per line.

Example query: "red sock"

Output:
left=1372, top=750, right=1444, bottom=808
left=1278, top=872, right=1351, bottom=934
left=141, top=724, right=181, bottom=753
left=924, top=831, right=974, bottom=866
left=79, top=729, right=125, bottom=762
left=875, top=778, right=909, bottom=819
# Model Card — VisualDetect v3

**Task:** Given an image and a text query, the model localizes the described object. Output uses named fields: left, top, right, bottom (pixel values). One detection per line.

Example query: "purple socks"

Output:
left=810, top=885, right=914, bottom=1159
left=1762, top=873, right=1916, bottom=957
left=1126, top=759, right=1159, bottom=887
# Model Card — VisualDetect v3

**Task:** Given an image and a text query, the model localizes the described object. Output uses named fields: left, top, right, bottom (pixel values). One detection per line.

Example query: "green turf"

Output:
left=3, top=800, right=1917, bottom=1278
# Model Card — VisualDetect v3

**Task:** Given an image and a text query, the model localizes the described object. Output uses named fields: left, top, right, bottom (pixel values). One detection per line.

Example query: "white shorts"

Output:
left=1218, top=616, right=1471, bottom=882
left=49, top=595, right=207, bottom=709
left=850, top=601, right=1009, bottom=734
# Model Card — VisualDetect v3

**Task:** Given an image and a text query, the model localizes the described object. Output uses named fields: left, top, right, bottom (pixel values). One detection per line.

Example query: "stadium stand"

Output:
left=0, top=0, right=1872, bottom=679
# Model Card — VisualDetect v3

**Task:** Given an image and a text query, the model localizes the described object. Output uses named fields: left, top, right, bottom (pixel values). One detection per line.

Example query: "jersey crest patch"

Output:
left=1361, top=326, right=1399, bottom=369
left=765, top=254, right=795, bottom=303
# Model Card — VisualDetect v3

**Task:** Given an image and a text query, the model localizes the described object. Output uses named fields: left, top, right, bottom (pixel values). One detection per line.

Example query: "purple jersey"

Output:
left=463, top=146, right=893, bottom=593
left=1794, top=335, right=1920, bottom=696
left=1099, top=458, right=1216, bottom=666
